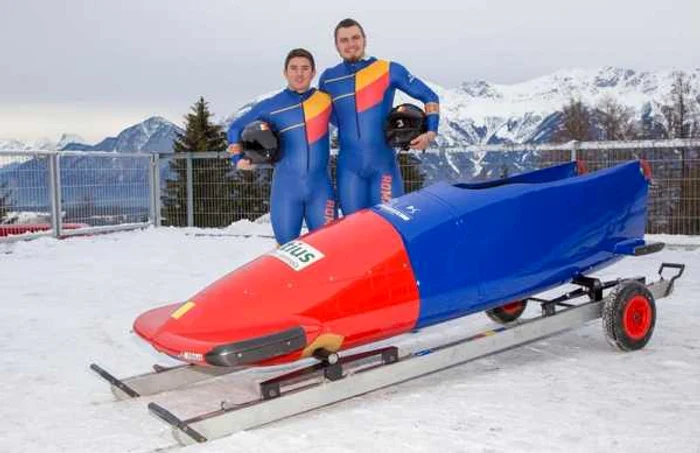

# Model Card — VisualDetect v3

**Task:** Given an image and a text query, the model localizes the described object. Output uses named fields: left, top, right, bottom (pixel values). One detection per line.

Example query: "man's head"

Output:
left=334, top=18, right=366, bottom=62
left=284, top=48, right=315, bottom=93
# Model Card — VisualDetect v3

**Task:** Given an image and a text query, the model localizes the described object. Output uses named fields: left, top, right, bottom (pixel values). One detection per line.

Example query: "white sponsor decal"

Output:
left=180, top=351, right=203, bottom=362
left=404, top=205, right=420, bottom=215
left=271, top=240, right=325, bottom=271
left=377, top=203, right=411, bottom=221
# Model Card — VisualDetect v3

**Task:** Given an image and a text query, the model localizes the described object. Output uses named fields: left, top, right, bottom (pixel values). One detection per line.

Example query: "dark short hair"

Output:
left=284, top=48, right=315, bottom=71
left=334, top=18, right=366, bottom=42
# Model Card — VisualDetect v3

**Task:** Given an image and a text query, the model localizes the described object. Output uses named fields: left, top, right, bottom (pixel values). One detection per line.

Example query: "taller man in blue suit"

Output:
left=319, top=18, right=440, bottom=215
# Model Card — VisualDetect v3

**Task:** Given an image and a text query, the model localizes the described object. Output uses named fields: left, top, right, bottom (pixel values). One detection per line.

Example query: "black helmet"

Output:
left=385, top=104, right=427, bottom=150
left=240, top=121, right=280, bottom=164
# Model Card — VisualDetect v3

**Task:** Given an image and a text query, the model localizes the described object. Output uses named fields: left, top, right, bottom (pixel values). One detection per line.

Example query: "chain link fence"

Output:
left=0, top=151, right=157, bottom=242
left=535, top=140, right=700, bottom=234
left=1, top=139, right=699, bottom=241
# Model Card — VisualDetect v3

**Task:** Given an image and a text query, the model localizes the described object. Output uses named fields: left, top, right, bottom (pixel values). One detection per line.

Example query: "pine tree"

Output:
left=172, top=97, right=228, bottom=154
left=162, top=97, right=237, bottom=227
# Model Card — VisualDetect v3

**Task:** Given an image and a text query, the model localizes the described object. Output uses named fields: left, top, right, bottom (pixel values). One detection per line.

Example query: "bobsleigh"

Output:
left=134, top=160, right=655, bottom=367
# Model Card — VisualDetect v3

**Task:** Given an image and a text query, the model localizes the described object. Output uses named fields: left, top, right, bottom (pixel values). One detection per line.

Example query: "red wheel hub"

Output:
left=622, top=295, right=652, bottom=340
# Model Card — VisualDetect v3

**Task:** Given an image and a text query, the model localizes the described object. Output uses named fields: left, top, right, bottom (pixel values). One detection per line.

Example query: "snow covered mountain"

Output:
left=0, top=133, right=87, bottom=152
left=0, top=117, right=181, bottom=153
left=62, top=116, right=182, bottom=153
left=421, top=66, right=700, bottom=146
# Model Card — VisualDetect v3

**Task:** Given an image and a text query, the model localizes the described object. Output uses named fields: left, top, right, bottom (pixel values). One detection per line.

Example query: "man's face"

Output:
left=335, top=25, right=365, bottom=62
left=284, top=57, right=315, bottom=92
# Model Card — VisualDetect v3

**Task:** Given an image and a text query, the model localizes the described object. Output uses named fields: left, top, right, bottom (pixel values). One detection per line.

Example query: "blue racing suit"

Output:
left=227, top=88, right=336, bottom=244
left=319, top=57, right=439, bottom=215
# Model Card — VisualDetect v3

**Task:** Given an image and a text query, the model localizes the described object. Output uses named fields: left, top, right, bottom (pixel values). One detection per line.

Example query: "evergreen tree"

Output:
left=172, top=97, right=228, bottom=153
left=162, top=97, right=237, bottom=227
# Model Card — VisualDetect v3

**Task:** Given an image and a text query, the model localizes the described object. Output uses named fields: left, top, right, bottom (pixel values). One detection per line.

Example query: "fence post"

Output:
left=48, top=153, right=63, bottom=238
left=149, top=153, right=161, bottom=227
left=186, top=153, right=194, bottom=227
left=571, top=140, right=579, bottom=163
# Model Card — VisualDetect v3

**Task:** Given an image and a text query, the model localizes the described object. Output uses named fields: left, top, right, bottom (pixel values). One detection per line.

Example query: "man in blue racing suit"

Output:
left=228, top=48, right=336, bottom=245
left=319, top=18, right=440, bottom=215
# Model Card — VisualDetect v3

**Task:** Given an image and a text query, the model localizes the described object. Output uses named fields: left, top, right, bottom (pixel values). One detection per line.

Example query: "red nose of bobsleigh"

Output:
left=133, top=299, right=313, bottom=367
left=134, top=210, right=421, bottom=367
left=133, top=276, right=322, bottom=367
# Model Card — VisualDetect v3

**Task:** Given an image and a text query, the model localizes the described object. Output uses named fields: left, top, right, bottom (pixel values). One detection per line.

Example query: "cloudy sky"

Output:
left=2, top=0, right=699, bottom=143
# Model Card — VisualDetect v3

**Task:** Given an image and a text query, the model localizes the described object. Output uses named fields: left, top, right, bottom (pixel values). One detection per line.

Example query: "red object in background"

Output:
left=133, top=210, right=421, bottom=367
left=640, top=159, right=653, bottom=181
left=0, top=223, right=88, bottom=237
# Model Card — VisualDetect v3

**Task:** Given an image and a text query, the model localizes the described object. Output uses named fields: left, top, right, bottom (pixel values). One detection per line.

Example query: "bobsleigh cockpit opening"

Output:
left=453, top=179, right=512, bottom=190
left=454, top=161, right=581, bottom=190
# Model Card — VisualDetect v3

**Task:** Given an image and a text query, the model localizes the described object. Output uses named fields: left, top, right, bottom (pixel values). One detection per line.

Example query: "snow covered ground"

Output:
left=1, top=225, right=699, bottom=453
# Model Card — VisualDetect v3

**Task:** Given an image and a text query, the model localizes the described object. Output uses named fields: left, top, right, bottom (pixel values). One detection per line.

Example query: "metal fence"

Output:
left=1, top=139, right=699, bottom=242
left=0, top=151, right=158, bottom=242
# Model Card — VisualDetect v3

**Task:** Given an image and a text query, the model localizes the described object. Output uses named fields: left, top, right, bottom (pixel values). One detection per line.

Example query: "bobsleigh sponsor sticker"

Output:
left=179, top=351, right=203, bottom=362
left=270, top=240, right=325, bottom=271
left=376, top=203, right=412, bottom=221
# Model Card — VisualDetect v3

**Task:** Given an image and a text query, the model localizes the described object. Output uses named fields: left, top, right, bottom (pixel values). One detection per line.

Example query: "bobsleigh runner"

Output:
left=91, top=160, right=685, bottom=446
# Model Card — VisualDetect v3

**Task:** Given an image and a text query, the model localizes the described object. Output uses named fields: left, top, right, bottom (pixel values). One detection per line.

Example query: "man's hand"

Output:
left=409, top=131, right=436, bottom=151
left=236, top=159, right=255, bottom=171
left=228, top=143, right=255, bottom=171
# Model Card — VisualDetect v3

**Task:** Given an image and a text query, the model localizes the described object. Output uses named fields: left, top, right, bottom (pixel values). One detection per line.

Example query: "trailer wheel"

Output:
left=486, top=300, right=527, bottom=324
left=603, top=281, right=656, bottom=351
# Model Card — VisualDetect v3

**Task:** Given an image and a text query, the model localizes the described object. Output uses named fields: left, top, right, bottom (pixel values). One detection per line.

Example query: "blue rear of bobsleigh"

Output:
left=372, top=161, right=648, bottom=328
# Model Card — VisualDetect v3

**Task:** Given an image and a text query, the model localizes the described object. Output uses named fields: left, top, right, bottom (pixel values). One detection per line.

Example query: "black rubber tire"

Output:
left=603, top=281, right=656, bottom=351
left=486, top=300, right=527, bottom=324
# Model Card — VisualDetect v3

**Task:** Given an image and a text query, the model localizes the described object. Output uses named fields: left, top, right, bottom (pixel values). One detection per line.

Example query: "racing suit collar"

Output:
left=342, top=56, right=376, bottom=73
left=284, top=86, right=316, bottom=101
